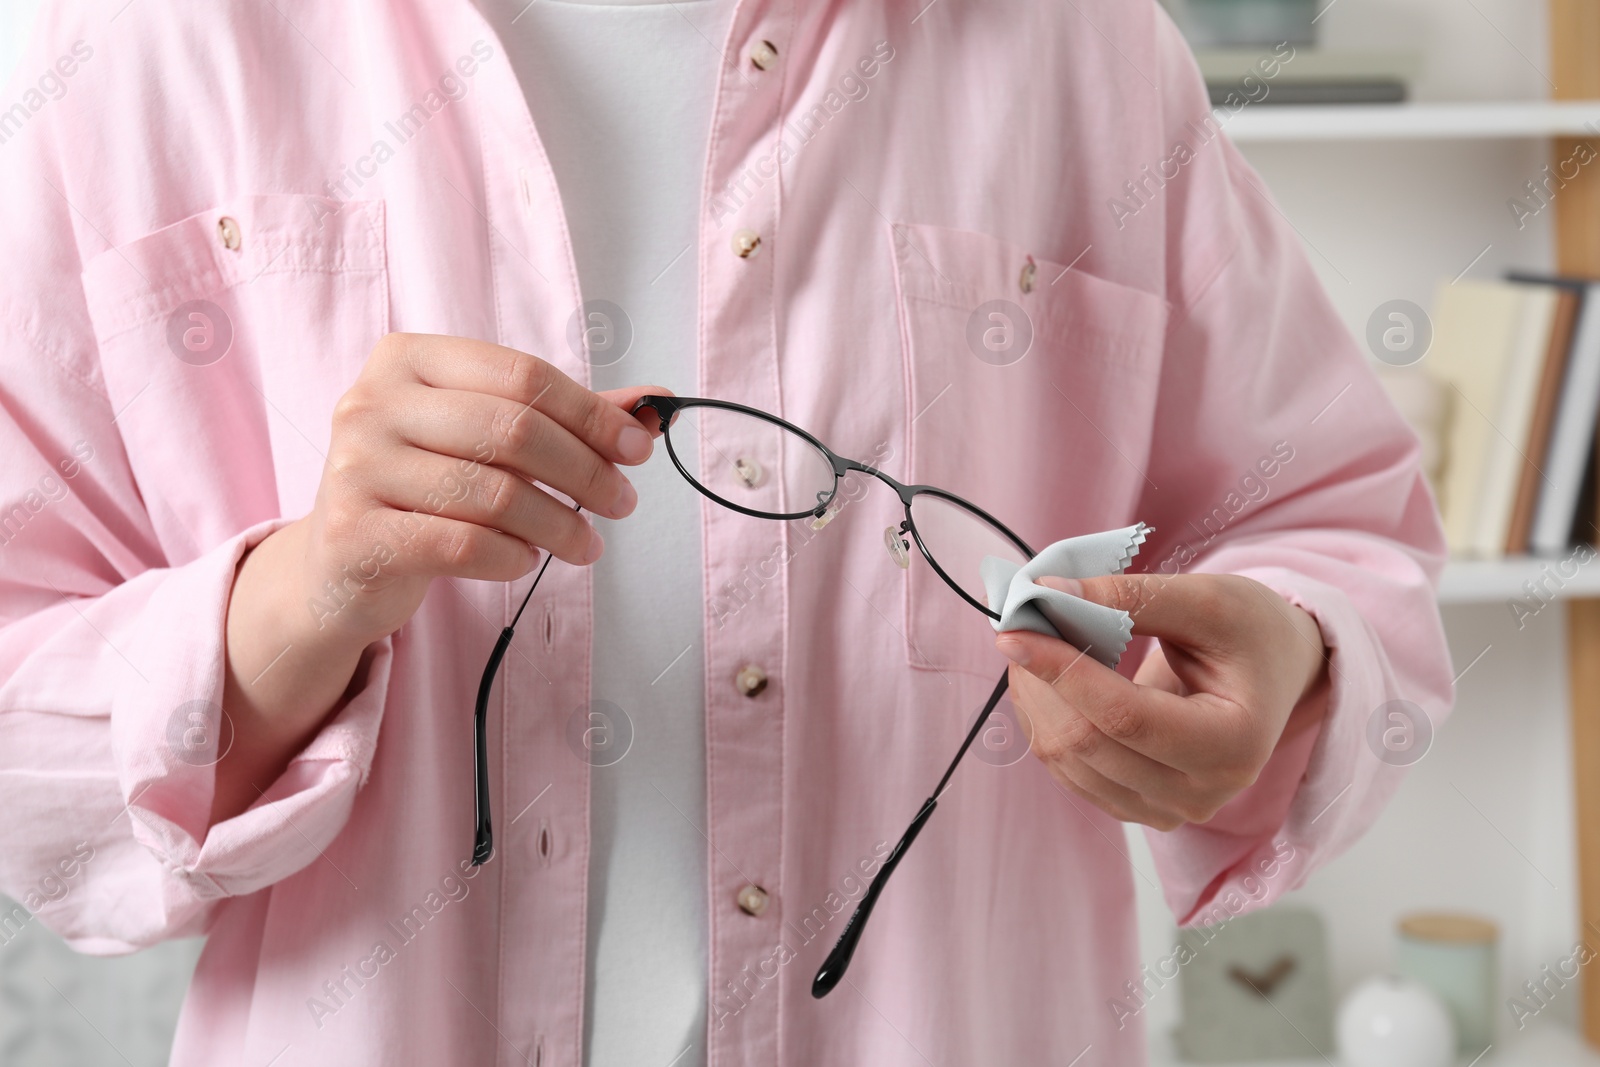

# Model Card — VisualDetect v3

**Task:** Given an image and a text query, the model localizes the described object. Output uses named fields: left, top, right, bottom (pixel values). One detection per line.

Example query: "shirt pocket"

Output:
left=890, top=221, right=1168, bottom=678
left=80, top=195, right=388, bottom=556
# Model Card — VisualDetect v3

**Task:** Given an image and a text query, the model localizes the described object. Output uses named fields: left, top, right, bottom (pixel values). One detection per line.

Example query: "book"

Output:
left=1471, top=284, right=1559, bottom=556
left=1504, top=278, right=1584, bottom=554
left=1426, top=281, right=1540, bottom=556
left=1532, top=280, right=1600, bottom=555
left=1198, top=48, right=1420, bottom=107
left=1208, top=81, right=1408, bottom=106
left=1576, top=443, right=1599, bottom=547
left=1194, top=48, right=1423, bottom=84
left=1374, top=364, right=1450, bottom=495
left=1587, top=382, right=1600, bottom=547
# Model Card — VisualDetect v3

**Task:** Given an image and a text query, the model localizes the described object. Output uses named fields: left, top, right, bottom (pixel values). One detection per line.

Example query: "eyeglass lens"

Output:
left=906, top=492, right=1030, bottom=610
left=666, top=404, right=837, bottom=519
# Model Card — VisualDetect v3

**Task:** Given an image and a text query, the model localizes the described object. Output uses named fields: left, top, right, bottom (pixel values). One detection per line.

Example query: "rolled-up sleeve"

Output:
left=110, top=516, right=393, bottom=904
left=0, top=336, right=393, bottom=951
left=0, top=29, right=389, bottom=951
left=1133, top=11, right=1453, bottom=925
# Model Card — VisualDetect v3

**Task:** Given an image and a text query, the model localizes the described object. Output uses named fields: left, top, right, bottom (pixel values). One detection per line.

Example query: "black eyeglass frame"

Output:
left=639, top=394, right=1035, bottom=621
left=469, top=394, right=1040, bottom=1000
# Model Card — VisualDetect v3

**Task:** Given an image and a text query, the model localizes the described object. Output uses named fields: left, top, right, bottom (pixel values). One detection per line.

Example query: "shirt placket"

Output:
left=465, top=21, right=597, bottom=1067
left=700, top=2, right=796, bottom=1064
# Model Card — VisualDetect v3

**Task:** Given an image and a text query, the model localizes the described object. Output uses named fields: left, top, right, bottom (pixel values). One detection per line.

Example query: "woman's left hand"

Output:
left=995, top=573, right=1329, bottom=831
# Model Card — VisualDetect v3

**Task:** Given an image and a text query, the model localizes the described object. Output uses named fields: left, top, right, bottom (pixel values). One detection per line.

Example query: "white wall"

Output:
left=0, top=0, right=40, bottom=79
left=1315, top=0, right=1549, bottom=103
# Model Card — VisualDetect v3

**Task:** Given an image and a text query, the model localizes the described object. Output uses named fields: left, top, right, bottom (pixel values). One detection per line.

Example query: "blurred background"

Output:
left=1138, top=3, right=1599, bottom=1065
left=0, top=0, right=1596, bottom=1064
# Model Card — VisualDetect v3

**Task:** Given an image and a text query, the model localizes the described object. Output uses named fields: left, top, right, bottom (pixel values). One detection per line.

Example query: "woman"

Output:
left=0, top=0, right=1451, bottom=1063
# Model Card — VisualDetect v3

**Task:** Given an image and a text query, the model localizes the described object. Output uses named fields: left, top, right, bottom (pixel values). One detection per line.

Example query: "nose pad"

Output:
left=808, top=497, right=843, bottom=531
left=884, top=524, right=911, bottom=568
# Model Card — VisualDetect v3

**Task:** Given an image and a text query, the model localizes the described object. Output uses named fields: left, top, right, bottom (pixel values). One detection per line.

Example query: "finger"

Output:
left=362, top=507, right=541, bottom=583
left=1132, top=643, right=1186, bottom=697
left=1036, top=746, right=1185, bottom=831
left=384, top=385, right=637, bottom=519
left=599, top=384, right=674, bottom=438
left=995, top=629, right=1243, bottom=774
left=363, top=448, right=603, bottom=566
left=1066, top=572, right=1237, bottom=649
left=380, top=334, right=656, bottom=465
left=1010, top=662, right=1198, bottom=809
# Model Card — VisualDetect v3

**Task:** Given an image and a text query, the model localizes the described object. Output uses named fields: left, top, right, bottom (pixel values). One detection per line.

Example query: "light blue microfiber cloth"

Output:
left=979, top=523, right=1152, bottom=670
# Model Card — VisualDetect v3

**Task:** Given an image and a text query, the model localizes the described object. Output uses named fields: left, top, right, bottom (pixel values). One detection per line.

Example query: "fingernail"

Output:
left=611, top=479, right=638, bottom=518
left=585, top=526, right=605, bottom=564
left=996, top=636, right=1031, bottom=668
left=1037, top=576, right=1083, bottom=597
left=617, top=425, right=652, bottom=463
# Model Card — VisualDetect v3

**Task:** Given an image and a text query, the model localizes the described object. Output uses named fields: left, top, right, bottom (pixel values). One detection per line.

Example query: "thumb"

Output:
left=1041, top=572, right=1211, bottom=646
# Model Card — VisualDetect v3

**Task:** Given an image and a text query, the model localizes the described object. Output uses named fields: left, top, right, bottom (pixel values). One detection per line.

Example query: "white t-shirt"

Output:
left=478, top=2, right=729, bottom=1065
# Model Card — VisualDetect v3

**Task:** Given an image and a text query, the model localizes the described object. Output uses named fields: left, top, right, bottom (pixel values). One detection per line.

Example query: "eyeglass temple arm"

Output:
left=472, top=626, right=515, bottom=865
left=631, top=395, right=679, bottom=424
left=811, top=667, right=1012, bottom=998
left=472, top=509, right=577, bottom=867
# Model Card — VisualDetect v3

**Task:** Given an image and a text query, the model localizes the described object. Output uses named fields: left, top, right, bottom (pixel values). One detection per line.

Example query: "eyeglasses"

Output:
left=470, top=395, right=1036, bottom=998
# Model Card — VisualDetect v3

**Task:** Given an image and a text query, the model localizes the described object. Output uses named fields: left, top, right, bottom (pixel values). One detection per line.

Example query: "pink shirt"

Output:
left=0, top=1, right=1452, bottom=1065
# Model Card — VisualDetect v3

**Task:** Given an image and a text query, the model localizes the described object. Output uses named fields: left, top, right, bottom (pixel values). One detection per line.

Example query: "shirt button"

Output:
left=732, top=229, right=762, bottom=259
left=736, top=884, right=770, bottom=916
left=735, top=663, right=769, bottom=697
left=217, top=216, right=242, bottom=251
left=750, top=39, right=779, bottom=71
left=1019, top=257, right=1037, bottom=294
left=734, top=457, right=765, bottom=488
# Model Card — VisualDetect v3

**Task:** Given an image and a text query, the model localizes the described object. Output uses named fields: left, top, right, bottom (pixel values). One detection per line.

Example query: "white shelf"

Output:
left=1438, top=556, right=1600, bottom=605
left=1218, top=100, right=1600, bottom=142
left=1148, top=1022, right=1600, bottom=1066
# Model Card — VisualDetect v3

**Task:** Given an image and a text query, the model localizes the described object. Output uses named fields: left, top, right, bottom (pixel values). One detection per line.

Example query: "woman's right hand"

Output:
left=285, top=332, right=662, bottom=646
left=213, top=333, right=665, bottom=823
